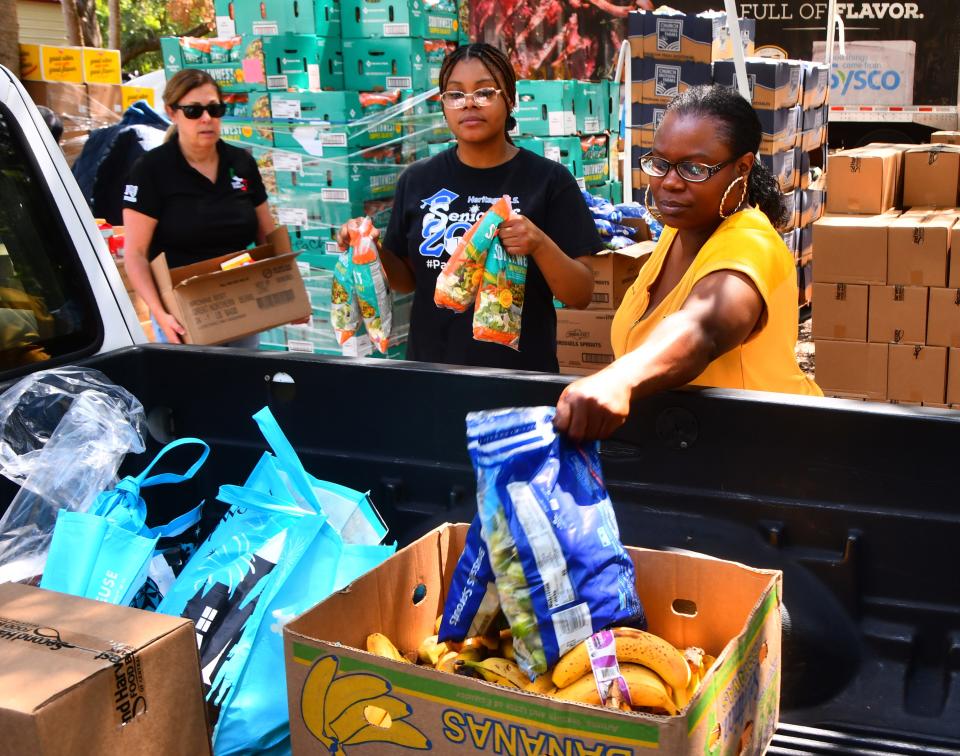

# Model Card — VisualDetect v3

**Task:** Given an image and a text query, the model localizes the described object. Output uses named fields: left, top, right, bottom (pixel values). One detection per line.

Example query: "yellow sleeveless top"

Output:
left=610, top=208, right=822, bottom=396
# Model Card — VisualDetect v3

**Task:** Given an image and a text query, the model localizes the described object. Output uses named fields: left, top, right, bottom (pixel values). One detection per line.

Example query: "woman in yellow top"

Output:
left=556, top=84, right=821, bottom=441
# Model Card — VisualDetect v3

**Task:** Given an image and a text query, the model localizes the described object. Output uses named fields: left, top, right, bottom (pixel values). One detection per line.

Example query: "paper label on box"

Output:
left=342, top=334, right=372, bottom=357
left=576, top=176, right=587, bottom=190
left=387, top=76, right=413, bottom=89
left=287, top=339, right=314, bottom=353
left=307, top=63, right=321, bottom=91
left=272, top=99, right=302, bottom=120
left=216, top=15, right=237, bottom=37
left=547, top=112, right=566, bottom=136
left=272, top=151, right=303, bottom=172
left=325, top=241, right=340, bottom=254
left=278, top=207, right=309, bottom=227
left=252, top=21, right=280, bottom=35
left=322, top=132, right=348, bottom=148
left=267, top=75, right=289, bottom=90
left=584, top=116, right=601, bottom=133
left=297, top=261, right=311, bottom=276
left=656, top=17, right=683, bottom=53
left=544, top=146, right=562, bottom=163
left=321, top=188, right=350, bottom=203
left=292, top=126, right=324, bottom=156
left=384, top=22, right=410, bottom=36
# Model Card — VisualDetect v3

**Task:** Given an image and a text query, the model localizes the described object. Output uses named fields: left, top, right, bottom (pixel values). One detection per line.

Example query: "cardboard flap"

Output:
left=595, top=239, right=656, bottom=260
left=0, top=584, right=191, bottom=713
left=172, top=248, right=300, bottom=289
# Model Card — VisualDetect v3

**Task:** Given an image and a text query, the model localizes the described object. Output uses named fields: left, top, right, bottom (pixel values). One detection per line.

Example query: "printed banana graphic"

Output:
left=552, top=664, right=678, bottom=715
left=456, top=657, right=528, bottom=688
left=366, top=632, right=410, bottom=663
left=329, top=693, right=411, bottom=744
left=324, top=672, right=391, bottom=730
left=301, top=655, right=339, bottom=748
left=552, top=629, right=690, bottom=692
left=341, top=719, right=431, bottom=749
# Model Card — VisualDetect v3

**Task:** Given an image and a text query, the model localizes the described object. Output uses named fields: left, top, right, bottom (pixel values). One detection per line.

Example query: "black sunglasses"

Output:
left=173, top=102, right=228, bottom=119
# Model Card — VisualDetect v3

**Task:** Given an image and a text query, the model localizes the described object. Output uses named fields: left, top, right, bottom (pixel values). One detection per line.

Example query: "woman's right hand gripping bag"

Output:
left=460, top=407, right=645, bottom=679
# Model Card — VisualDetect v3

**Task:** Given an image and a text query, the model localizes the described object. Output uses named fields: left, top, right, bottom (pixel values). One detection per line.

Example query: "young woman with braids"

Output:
left=337, top=43, right=599, bottom=372
left=555, top=84, right=821, bottom=442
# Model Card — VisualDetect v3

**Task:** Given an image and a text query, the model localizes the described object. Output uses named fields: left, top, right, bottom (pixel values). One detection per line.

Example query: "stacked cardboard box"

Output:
left=18, top=44, right=142, bottom=165
left=814, top=142, right=960, bottom=407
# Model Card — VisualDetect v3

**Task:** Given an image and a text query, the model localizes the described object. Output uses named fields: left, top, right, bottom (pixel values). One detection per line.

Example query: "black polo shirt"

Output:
left=122, top=136, right=268, bottom=268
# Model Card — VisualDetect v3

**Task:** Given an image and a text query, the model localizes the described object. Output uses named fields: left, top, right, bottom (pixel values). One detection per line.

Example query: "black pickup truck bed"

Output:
left=3, top=344, right=958, bottom=752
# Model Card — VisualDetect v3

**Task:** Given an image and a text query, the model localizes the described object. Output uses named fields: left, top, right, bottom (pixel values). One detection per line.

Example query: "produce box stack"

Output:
left=158, top=0, right=469, bottom=358
left=625, top=9, right=755, bottom=201
left=18, top=44, right=142, bottom=165
left=813, top=142, right=960, bottom=407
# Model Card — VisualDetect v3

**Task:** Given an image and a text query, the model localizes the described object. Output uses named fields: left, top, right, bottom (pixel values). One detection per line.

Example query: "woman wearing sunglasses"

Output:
left=122, top=69, right=276, bottom=345
left=337, top=43, right=599, bottom=372
left=555, top=84, right=821, bottom=442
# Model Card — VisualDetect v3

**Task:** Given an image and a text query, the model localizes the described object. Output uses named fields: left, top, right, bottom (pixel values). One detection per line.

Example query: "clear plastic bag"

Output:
left=0, top=367, right=146, bottom=584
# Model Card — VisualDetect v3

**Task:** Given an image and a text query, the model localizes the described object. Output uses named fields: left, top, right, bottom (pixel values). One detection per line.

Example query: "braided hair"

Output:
left=665, top=85, right=786, bottom=227
left=438, top=43, right=517, bottom=143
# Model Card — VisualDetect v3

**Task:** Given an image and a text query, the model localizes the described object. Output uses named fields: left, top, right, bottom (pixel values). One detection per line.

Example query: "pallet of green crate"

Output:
left=274, top=196, right=393, bottom=254
left=270, top=147, right=404, bottom=203
left=342, top=38, right=448, bottom=91
left=513, top=80, right=616, bottom=137
left=340, top=0, right=460, bottom=40
left=214, top=0, right=342, bottom=38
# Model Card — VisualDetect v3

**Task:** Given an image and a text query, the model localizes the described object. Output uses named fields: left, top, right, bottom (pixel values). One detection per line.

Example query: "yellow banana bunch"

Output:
left=551, top=664, right=678, bottom=715
left=300, top=655, right=431, bottom=751
left=551, top=628, right=690, bottom=692
left=523, top=674, right=557, bottom=695
left=456, top=657, right=528, bottom=688
left=417, top=634, right=449, bottom=667
left=366, top=632, right=410, bottom=663
left=674, top=646, right=705, bottom=710
left=499, top=629, right=516, bottom=661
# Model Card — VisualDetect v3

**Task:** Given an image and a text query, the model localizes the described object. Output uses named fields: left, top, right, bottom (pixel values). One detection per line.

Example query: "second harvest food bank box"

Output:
left=150, top=226, right=310, bottom=345
left=284, top=522, right=783, bottom=755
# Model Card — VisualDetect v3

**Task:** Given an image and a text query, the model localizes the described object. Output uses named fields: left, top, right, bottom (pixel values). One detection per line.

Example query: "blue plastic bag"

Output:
left=437, top=515, right=499, bottom=644
left=40, top=438, right=207, bottom=605
left=464, top=406, right=645, bottom=679
left=157, top=407, right=394, bottom=756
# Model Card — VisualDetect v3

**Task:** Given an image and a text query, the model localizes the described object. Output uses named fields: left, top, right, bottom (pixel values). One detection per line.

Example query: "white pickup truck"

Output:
left=1, top=65, right=959, bottom=754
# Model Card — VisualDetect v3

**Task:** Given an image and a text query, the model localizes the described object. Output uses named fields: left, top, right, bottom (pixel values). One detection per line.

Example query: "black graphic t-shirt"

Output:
left=384, top=147, right=601, bottom=372
left=122, top=136, right=268, bottom=269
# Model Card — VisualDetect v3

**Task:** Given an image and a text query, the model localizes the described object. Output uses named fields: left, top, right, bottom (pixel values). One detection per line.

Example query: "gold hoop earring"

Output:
left=718, top=175, right=748, bottom=220
left=644, top=185, right=662, bottom=221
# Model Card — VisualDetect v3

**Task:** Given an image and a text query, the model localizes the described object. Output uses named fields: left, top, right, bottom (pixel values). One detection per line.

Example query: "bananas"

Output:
left=456, top=657, right=528, bottom=688
left=300, top=655, right=431, bottom=751
left=552, top=664, right=677, bottom=715
left=551, top=628, right=690, bottom=693
left=417, top=634, right=449, bottom=667
left=366, top=632, right=411, bottom=663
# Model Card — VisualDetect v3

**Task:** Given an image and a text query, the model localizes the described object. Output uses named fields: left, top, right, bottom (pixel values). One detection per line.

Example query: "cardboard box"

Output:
left=121, top=85, right=155, bottom=109
left=627, top=10, right=755, bottom=64
left=150, top=227, right=310, bottom=345
left=801, top=61, right=830, bottom=110
left=950, top=224, right=960, bottom=288
left=39, top=45, right=84, bottom=83
left=514, top=80, right=576, bottom=137
left=284, top=523, right=783, bottom=756
left=781, top=189, right=799, bottom=231
left=888, top=344, right=947, bottom=404
left=342, top=37, right=429, bottom=92
left=19, top=44, right=42, bottom=81
left=23, top=81, right=89, bottom=131
left=574, top=80, right=607, bottom=135
left=812, top=283, right=868, bottom=341
left=902, top=145, right=960, bottom=209
left=813, top=214, right=889, bottom=285
left=948, top=348, right=960, bottom=403
left=87, top=83, right=124, bottom=125
left=868, top=284, right=928, bottom=344
left=585, top=240, right=653, bottom=310
left=826, top=146, right=905, bottom=215
left=631, top=58, right=712, bottom=107
left=759, top=149, right=797, bottom=194
left=798, top=223, right=813, bottom=264
left=815, top=340, right=889, bottom=400
left=341, top=0, right=459, bottom=40
left=931, top=131, right=960, bottom=146
left=886, top=211, right=954, bottom=287
left=81, top=47, right=122, bottom=85
left=713, top=58, right=801, bottom=111
left=926, top=288, right=960, bottom=347
left=216, top=0, right=341, bottom=37
left=555, top=308, right=616, bottom=371
left=0, top=583, right=210, bottom=756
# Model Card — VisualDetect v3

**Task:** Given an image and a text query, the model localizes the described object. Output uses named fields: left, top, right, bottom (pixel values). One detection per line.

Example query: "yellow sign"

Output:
left=82, top=48, right=122, bottom=85
left=40, top=46, right=84, bottom=83
left=122, top=85, right=155, bottom=109
left=19, top=45, right=41, bottom=81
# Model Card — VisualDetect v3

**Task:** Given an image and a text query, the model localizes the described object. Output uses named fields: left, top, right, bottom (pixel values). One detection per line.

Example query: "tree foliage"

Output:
left=97, top=0, right=213, bottom=73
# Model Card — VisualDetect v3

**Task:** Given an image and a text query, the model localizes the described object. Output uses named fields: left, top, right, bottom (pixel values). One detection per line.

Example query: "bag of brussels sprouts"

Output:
left=462, top=406, right=645, bottom=679
left=436, top=515, right=500, bottom=644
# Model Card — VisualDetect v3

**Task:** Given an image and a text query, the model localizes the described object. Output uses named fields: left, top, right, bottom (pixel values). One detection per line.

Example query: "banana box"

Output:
left=285, top=522, right=783, bottom=756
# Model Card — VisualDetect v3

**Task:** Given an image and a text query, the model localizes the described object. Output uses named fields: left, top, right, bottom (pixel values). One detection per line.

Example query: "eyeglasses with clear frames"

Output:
left=440, top=88, right=503, bottom=109
left=640, top=155, right=733, bottom=183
